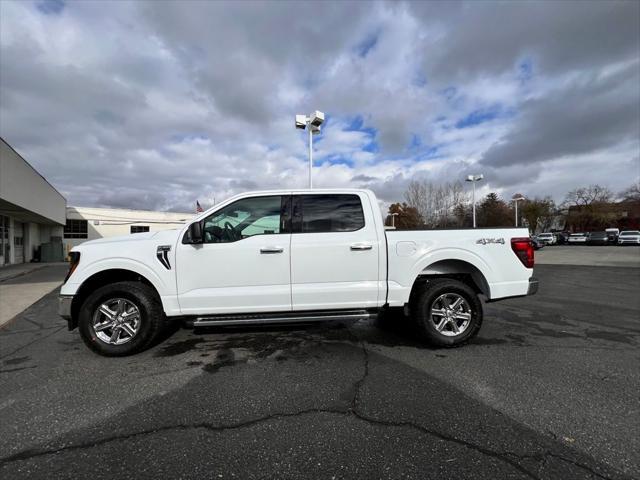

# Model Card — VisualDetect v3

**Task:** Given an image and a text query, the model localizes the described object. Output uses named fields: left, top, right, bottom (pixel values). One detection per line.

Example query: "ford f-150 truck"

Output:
left=59, top=189, right=537, bottom=356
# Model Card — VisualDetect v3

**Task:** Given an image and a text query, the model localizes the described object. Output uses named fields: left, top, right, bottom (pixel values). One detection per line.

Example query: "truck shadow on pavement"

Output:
left=1, top=320, right=631, bottom=480
left=1, top=298, right=634, bottom=480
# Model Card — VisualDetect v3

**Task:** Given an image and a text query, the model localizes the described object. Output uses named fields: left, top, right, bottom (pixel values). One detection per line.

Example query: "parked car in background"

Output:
left=568, top=233, right=588, bottom=245
left=618, top=230, right=640, bottom=245
left=587, top=231, right=609, bottom=246
left=555, top=232, right=570, bottom=245
left=537, top=232, right=556, bottom=245
left=605, top=228, right=620, bottom=243
left=531, top=236, right=545, bottom=250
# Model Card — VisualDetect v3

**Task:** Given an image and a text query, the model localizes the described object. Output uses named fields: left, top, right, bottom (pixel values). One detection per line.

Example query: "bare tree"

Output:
left=619, top=181, right=640, bottom=202
left=404, top=181, right=430, bottom=222
left=404, top=180, right=470, bottom=228
left=563, top=184, right=616, bottom=231
left=521, top=197, right=556, bottom=233
left=563, top=184, right=613, bottom=207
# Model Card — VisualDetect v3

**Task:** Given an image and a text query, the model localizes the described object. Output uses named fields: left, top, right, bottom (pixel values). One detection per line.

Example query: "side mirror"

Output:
left=188, top=222, right=203, bottom=244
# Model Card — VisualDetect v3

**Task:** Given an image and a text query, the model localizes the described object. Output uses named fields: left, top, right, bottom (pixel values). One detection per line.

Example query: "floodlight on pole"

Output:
left=295, top=110, right=324, bottom=188
left=512, top=194, right=526, bottom=227
left=465, top=174, right=484, bottom=228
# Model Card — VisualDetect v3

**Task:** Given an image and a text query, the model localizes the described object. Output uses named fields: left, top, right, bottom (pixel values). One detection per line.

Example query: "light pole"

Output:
left=295, top=111, right=325, bottom=188
left=391, top=212, right=399, bottom=228
left=465, top=174, right=484, bottom=228
left=512, top=194, right=525, bottom=227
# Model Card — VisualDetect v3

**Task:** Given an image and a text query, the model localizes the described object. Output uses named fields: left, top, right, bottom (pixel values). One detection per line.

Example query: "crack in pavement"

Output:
left=0, top=326, right=66, bottom=361
left=349, top=338, right=369, bottom=413
left=0, top=334, right=624, bottom=480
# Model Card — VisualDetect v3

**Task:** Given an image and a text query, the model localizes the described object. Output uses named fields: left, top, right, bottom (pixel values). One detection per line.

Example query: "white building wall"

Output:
left=0, top=138, right=66, bottom=265
left=64, top=206, right=193, bottom=256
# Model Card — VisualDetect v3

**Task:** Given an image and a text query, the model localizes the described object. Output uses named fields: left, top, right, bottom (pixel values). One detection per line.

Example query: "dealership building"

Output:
left=0, top=138, right=67, bottom=266
left=63, top=206, right=192, bottom=255
left=1, top=137, right=194, bottom=266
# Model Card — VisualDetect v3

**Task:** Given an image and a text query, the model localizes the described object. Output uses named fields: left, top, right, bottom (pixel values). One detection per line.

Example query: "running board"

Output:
left=191, top=309, right=377, bottom=327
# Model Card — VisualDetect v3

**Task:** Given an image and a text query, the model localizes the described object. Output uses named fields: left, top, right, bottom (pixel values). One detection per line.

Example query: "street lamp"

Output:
left=295, top=111, right=325, bottom=188
left=465, top=174, right=484, bottom=228
left=512, top=194, right=526, bottom=227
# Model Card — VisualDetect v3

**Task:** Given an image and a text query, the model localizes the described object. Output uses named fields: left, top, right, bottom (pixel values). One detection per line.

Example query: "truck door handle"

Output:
left=260, top=246, right=284, bottom=254
left=350, top=243, right=373, bottom=251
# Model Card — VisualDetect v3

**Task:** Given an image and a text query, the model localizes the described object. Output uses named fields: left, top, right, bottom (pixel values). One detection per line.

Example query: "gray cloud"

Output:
left=0, top=0, right=638, bottom=212
left=411, top=1, right=640, bottom=81
left=481, top=61, right=640, bottom=168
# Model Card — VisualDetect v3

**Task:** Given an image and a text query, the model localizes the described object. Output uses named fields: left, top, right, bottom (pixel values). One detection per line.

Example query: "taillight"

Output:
left=511, top=237, right=534, bottom=268
left=64, top=251, right=81, bottom=284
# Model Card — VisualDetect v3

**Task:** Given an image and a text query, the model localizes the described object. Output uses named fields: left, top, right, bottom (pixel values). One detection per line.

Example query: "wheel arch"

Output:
left=408, top=259, right=490, bottom=307
left=69, top=269, right=161, bottom=330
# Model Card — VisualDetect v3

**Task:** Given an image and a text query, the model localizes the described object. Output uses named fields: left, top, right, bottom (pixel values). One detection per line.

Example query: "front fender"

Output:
left=61, top=257, right=170, bottom=297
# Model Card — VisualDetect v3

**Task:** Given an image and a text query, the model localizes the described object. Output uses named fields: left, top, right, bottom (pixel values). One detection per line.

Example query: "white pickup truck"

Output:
left=59, top=189, right=537, bottom=356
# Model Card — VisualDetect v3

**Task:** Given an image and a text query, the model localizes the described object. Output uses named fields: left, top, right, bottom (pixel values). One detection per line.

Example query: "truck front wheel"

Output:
left=78, top=281, right=165, bottom=356
left=411, top=278, right=483, bottom=347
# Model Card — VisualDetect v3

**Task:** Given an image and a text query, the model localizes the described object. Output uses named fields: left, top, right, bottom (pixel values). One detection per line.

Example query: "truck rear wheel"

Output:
left=78, top=281, right=165, bottom=356
left=411, top=278, right=482, bottom=347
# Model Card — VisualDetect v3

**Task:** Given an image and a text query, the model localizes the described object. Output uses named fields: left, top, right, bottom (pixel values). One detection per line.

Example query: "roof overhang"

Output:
left=0, top=198, right=64, bottom=226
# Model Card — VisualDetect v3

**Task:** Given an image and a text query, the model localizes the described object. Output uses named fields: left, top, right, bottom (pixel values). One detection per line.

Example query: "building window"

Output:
left=64, top=219, right=88, bottom=239
left=130, top=225, right=150, bottom=234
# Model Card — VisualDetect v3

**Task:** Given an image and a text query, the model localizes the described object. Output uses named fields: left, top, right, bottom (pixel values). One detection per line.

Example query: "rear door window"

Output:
left=294, top=194, right=365, bottom=233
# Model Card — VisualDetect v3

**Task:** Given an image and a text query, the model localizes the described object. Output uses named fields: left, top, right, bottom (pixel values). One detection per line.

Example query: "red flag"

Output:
left=196, top=201, right=203, bottom=213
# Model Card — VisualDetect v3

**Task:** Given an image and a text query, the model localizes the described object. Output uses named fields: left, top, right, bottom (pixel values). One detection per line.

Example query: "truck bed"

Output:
left=385, top=228, right=534, bottom=306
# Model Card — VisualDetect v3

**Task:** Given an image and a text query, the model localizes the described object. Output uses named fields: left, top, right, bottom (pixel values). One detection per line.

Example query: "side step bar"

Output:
left=191, top=309, right=377, bottom=327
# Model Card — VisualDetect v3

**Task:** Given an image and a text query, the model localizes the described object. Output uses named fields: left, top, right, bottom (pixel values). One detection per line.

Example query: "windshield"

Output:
left=539, top=234, right=552, bottom=238
left=590, top=232, right=606, bottom=237
left=620, top=231, right=640, bottom=236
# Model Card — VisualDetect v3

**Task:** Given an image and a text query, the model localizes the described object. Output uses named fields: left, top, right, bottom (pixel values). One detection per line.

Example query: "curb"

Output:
left=0, top=264, right=48, bottom=284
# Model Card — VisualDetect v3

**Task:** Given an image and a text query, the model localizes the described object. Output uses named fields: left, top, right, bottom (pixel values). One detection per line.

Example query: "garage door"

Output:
left=14, top=222, right=24, bottom=264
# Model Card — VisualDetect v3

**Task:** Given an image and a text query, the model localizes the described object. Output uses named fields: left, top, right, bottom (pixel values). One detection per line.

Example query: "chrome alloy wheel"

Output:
left=92, top=298, right=141, bottom=345
left=430, top=293, right=472, bottom=337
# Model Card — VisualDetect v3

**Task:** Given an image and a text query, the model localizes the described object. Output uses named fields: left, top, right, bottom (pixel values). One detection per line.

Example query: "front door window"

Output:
left=202, top=196, right=285, bottom=243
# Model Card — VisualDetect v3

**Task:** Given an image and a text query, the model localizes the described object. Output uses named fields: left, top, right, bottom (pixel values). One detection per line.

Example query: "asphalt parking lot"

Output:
left=1, top=248, right=639, bottom=479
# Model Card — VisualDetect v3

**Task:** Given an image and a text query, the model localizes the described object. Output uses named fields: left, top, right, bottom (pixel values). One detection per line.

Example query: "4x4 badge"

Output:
left=476, top=238, right=505, bottom=245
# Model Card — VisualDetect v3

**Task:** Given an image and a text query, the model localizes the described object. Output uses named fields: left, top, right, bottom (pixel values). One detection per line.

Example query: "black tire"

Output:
left=411, top=278, right=483, bottom=348
left=78, top=281, right=165, bottom=356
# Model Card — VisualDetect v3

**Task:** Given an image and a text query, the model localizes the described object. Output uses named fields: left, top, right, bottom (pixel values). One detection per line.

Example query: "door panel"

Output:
left=290, top=194, right=381, bottom=310
left=176, top=234, right=291, bottom=314
left=176, top=195, right=292, bottom=315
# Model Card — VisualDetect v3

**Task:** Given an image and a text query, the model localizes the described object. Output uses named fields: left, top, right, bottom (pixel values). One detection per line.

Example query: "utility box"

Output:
left=40, top=242, right=64, bottom=262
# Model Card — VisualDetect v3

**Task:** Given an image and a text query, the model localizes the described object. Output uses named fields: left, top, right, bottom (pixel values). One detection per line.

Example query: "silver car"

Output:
left=537, top=232, right=556, bottom=245
left=568, top=233, right=588, bottom=244
left=618, top=230, right=640, bottom=245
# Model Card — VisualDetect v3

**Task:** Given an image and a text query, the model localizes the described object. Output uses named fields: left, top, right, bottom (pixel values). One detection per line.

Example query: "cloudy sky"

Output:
left=1, top=0, right=638, bottom=213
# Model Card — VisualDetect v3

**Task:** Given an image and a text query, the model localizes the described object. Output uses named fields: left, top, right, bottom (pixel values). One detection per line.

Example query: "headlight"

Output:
left=64, top=252, right=81, bottom=284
